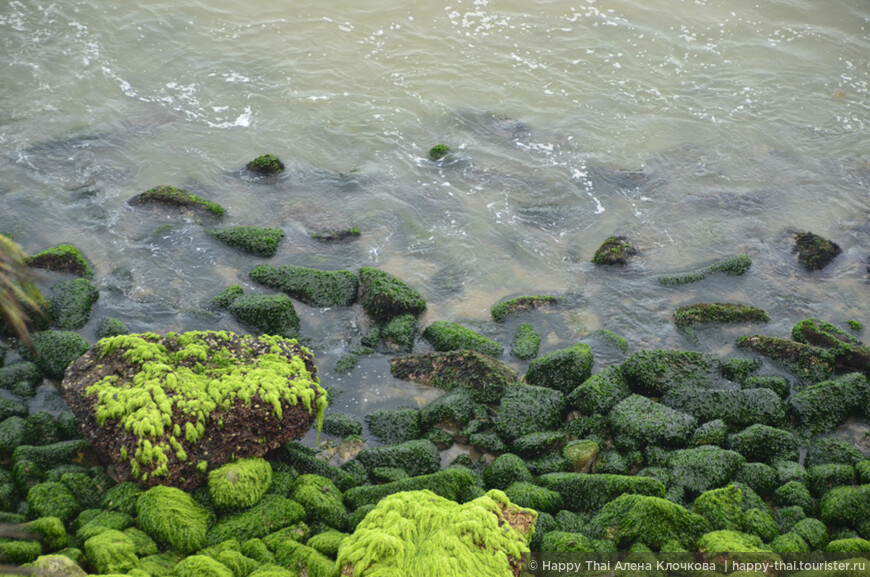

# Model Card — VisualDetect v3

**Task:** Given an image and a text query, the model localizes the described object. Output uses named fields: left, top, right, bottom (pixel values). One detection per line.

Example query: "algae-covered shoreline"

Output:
left=1, top=207, right=869, bottom=575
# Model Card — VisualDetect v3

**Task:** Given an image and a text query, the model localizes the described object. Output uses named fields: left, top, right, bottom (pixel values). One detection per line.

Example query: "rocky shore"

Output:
left=1, top=166, right=868, bottom=576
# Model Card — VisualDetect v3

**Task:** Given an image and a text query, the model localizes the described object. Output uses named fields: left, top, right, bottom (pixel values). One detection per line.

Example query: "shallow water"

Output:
left=1, top=0, right=868, bottom=449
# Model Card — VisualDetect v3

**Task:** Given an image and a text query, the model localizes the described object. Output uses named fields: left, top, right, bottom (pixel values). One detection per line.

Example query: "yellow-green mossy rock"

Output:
left=83, top=529, right=139, bottom=574
left=209, top=458, right=273, bottom=510
left=22, top=554, right=88, bottom=577
left=137, top=485, right=211, bottom=554
left=60, top=331, right=326, bottom=489
left=336, top=489, right=536, bottom=577
left=171, top=555, right=234, bottom=577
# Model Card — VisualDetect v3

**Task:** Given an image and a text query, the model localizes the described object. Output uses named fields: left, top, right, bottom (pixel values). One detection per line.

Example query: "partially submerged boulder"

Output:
left=249, top=264, right=358, bottom=308
left=336, top=489, right=535, bottom=577
left=25, top=244, right=93, bottom=278
left=128, top=185, right=225, bottom=218
left=673, top=303, right=769, bottom=328
left=491, top=295, right=558, bottom=322
left=390, top=350, right=518, bottom=404
left=61, top=331, right=326, bottom=488
left=794, top=232, right=841, bottom=271
left=208, top=227, right=285, bottom=257
left=48, top=278, right=98, bottom=330
left=592, top=236, right=637, bottom=265
left=246, top=154, right=285, bottom=176
left=358, top=267, right=426, bottom=320
left=422, top=321, right=502, bottom=357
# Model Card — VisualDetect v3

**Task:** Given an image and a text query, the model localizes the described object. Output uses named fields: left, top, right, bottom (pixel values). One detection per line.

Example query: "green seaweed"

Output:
left=208, top=227, right=285, bottom=257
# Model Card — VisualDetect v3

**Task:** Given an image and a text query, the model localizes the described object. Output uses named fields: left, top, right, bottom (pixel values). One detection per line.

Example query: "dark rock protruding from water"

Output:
left=245, top=154, right=285, bottom=175
left=61, top=331, right=326, bottom=489
left=25, top=244, right=93, bottom=278
left=793, top=232, right=841, bottom=271
left=592, top=236, right=637, bottom=265
left=358, top=267, right=426, bottom=321
left=207, top=227, right=284, bottom=257
left=128, top=185, right=225, bottom=218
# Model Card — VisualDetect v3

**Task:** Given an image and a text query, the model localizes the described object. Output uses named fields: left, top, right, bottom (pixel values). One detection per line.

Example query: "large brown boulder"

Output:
left=61, top=331, right=326, bottom=489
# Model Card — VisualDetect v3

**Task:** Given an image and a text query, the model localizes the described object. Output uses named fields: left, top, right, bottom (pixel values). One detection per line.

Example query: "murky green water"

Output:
left=1, top=0, right=868, bottom=444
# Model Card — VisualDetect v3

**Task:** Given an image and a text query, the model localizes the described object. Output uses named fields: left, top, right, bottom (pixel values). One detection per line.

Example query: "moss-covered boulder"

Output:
left=137, top=485, right=210, bottom=554
left=422, top=321, right=502, bottom=357
left=292, top=474, right=348, bottom=531
left=587, top=494, right=709, bottom=550
left=736, top=462, right=779, bottom=497
left=27, top=482, right=81, bottom=523
left=661, top=387, right=785, bottom=427
left=321, top=413, right=363, bottom=438
left=21, top=554, right=88, bottom=577
left=246, top=154, right=285, bottom=176
left=249, top=264, right=358, bottom=307
left=380, top=314, right=419, bottom=352
left=0, top=360, right=42, bottom=397
left=510, top=323, right=541, bottom=360
left=342, top=468, right=476, bottom=511
left=565, top=366, right=629, bottom=416
left=805, top=437, right=866, bottom=468
left=21, top=330, right=90, bottom=380
left=206, top=494, right=305, bottom=545
left=355, top=439, right=440, bottom=478
left=609, top=394, right=697, bottom=450
left=95, top=317, right=129, bottom=340
left=563, top=440, right=600, bottom=473
left=208, top=227, right=285, bottom=258
left=337, top=489, right=535, bottom=577
left=213, top=288, right=301, bottom=338
left=208, top=458, right=272, bottom=511
left=428, top=144, right=450, bottom=160
left=494, top=384, right=564, bottom=442
left=491, top=295, right=558, bottom=322
left=358, top=267, right=426, bottom=320
left=26, top=244, right=93, bottom=278
left=128, top=185, right=225, bottom=218
left=536, top=473, right=666, bottom=514
left=84, top=529, right=139, bottom=574
left=674, top=303, right=769, bottom=328
left=794, top=232, right=841, bottom=271
left=525, top=343, right=593, bottom=394
left=483, top=454, right=532, bottom=491
left=592, top=236, right=637, bottom=265
left=503, top=482, right=563, bottom=514
left=728, top=424, right=798, bottom=463
left=365, top=407, right=421, bottom=444
left=48, top=278, right=99, bottom=330
left=172, top=554, right=234, bottom=577
left=657, top=254, right=752, bottom=286
left=789, top=373, right=870, bottom=434
left=61, top=331, right=326, bottom=488
left=697, top=529, right=771, bottom=553
left=736, top=334, right=835, bottom=383
left=820, top=485, right=870, bottom=528
left=620, top=350, right=717, bottom=396
left=667, top=446, right=746, bottom=497
left=693, top=485, right=744, bottom=531
left=792, top=318, right=870, bottom=372
left=390, top=350, right=518, bottom=404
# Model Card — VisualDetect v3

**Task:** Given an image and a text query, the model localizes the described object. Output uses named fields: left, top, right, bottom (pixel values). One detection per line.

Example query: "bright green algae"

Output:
left=336, top=489, right=535, bottom=577
left=83, top=331, right=326, bottom=482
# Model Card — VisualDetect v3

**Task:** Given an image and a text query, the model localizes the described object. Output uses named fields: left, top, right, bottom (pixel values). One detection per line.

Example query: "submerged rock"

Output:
left=673, top=303, right=769, bottom=328
left=128, top=185, right=225, bottom=219
left=491, top=295, right=558, bottom=322
left=25, top=244, right=93, bottom=278
left=794, top=232, right=841, bottom=271
left=658, top=254, right=751, bottom=286
left=736, top=334, right=835, bottom=383
left=61, top=331, right=326, bottom=489
left=390, top=350, right=518, bottom=404
left=592, top=236, right=637, bottom=265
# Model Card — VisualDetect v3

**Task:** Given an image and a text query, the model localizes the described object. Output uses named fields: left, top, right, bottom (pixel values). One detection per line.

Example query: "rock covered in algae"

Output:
left=592, top=235, right=637, bottom=265
left=794, top=231, right=841, bottom=271
left=25, top=244, right=93, bottom=278
left=246, top=154, right=285, bottom=175
left=128, top=185, right=225, bottom=218
left=60, top=331, right=326, bottom=489
left=336, top=489, right=535, bottom=577
left=207, top=227, right=285, bottom=257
